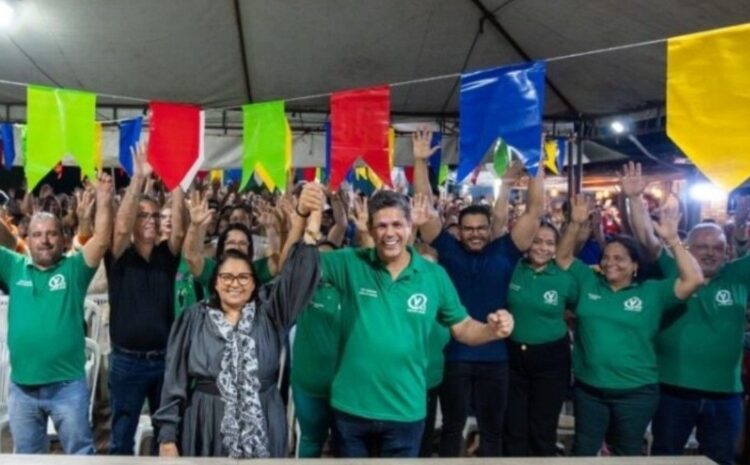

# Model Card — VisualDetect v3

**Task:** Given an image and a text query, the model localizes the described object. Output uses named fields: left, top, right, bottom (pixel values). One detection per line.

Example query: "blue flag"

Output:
left=118, top=117, right=143, bottom=177
left=458, top=61, right=545, bottom=181
left=1, top=124, right=15, bottom=170
left=224, top=168, right=243, bottom=185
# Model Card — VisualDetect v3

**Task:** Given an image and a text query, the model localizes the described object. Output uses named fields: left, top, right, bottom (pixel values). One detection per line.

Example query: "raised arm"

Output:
left=492, top=161, right=523, bottom=239
left=733, top=195, right=749, bottom=257
left=412, top=128, right=442, bottom=243
left=82, top=172, right=114, bottom=268
left=622, top=162, right=661, bottom=260
left=557, top=194, right=589, bottom=270
left=350, top=195, right=374, bottom=248
left=510, top=166, right=544, bottom=251
left=111, top=144, right=151, bottom=258
left=167, top=187, right=186, bottom=256
left=653, top=197, right=704, bottom=299
left=182, top=190, right=213, bottom=278
left=326, top=190, right=348, bottom=247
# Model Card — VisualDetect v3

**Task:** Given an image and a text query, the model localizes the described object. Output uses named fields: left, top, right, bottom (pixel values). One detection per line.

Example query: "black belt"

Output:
left=113, top=345, right=166, bottom=360
left=193, top=379, right=221, bottom=396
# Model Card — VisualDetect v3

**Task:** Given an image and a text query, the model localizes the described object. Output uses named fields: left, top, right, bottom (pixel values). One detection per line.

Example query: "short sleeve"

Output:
left=495, top=234, right=522, bottom=263
left=723, top=254, right=750, bottom=284
left=196, top=256, right=216, bottom=288
left=430, top=230, right=460, bottom=255
left=566, top=258, right=597, bottom=287
left=67, top=251, right=97, bottom=290
left=320, top=249, right=351, bottom=289
left=436, top=267, right=469, bottom=327
left=649, top=277, right=683, bottom=312
left=656, top=248, right=679, bottom=279
left=253, top=256, right=274, bottom=285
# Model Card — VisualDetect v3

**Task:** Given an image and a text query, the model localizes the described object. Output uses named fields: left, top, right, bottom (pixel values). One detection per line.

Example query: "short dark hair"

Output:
left=603, top=235, right=644, bottom=276
left=208, top=249, right=257, bottom=308
left=367, top=191, right=411, bottom=227
left=230, top=204, right=253, bottom=218
left=216, top=223, right=254, bottom=259
left=137, top=195, right=159, bottom=210
left=538, top=221, right=561, bottom=243
left=458, top=205, right=491, bottom=225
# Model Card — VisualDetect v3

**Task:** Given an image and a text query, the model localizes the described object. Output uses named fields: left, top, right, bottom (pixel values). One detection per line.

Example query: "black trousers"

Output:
left=504, top=336, right=571, bottom=456
left=418, top=386, right=440, bottom=457
left=438, top=361, right=509, bottom=457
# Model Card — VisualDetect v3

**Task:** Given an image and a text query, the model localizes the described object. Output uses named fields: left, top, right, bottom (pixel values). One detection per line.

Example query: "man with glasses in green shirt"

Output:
left=320, top=190, right=514, bottom=458
left=1, top=173, right=113, bottom=454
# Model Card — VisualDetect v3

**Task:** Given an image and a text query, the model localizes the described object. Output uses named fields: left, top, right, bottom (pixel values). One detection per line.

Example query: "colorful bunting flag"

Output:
left=26, top=86, right=96, bottom=189
left=93, top=122, right=104, bottom=174
left=458, top=61, right=545, bottom=181
left=667, top=23, right=750, bottom=191
left=118, top=116, right=142, bottom=177
left=148, top=102, right=205, bottom=191
left=209, top=169, right=223, bottom=185
left=241, top=101, right=289, bottom=192
left=1, top=123, right=15, bottom=170
left=224, top=168, right=242, bottom=185
left=543, top=138, right=565, bottom=175
left=329, top=86, right=391, bottom=190
left=323, top=121, right=332, bottom=183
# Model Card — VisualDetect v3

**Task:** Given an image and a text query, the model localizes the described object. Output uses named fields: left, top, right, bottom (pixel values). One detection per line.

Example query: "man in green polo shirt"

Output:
left=320, top=190, right=514, bottom=458
left=625, top=162, right=748, bottom=465
left=0, top=173, right=113, bottom=455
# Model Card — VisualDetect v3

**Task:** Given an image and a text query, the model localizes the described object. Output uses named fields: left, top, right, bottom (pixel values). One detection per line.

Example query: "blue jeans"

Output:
left=108, top=349, right=166, bottom=455
left=293, top=389, right=333, bottom=458
left=333, top=409, right=424, bottom=458
left=651, top=385, right=742, bottom=465
left=8, top=378, right=93, bottom=454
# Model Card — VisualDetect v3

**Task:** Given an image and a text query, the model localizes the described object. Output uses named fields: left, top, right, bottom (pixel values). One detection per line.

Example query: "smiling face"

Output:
left=687, top=226, right=727, bottom=279
left=134, top=200, right=160, bottom=244
left=28, top=216, right=65, bottom=268
left=215, top=257, right=256, bottom=311
left=369, top=206, right=412, bottom=264
left=528, top=226, right=557, bottom=268
left=600, top=241, right=637, bottom=287
left=459, top=213, right=491, bottom=252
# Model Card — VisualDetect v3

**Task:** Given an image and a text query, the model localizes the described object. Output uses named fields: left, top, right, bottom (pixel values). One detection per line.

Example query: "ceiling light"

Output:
left=610, top=120, right=626, bottom=134
left=0, top=1, right=14, bottom=29
left=689, top=182, right=726, bottom=202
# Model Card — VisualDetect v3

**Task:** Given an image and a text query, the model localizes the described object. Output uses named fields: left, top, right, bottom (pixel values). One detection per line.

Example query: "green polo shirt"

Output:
left=426, top=324, right=450, bottom=389
left=0, top=247, right=96, bottom=385
left=174, top=255, right=274, bottom=317
left=507, top=260, right=577, bottom=344
left=567, top=259, right=683, bottom=389
left=291, top=282, right=342, bottom=397
left=321, top=247, right=468, bottom=422
left=656, top=251, right=750, bottom=393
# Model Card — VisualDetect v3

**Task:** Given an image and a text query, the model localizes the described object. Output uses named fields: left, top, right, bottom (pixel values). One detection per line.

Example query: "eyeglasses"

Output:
left=137, top=212, right=160, bottom=220
left=224, top=240, right=250, bottom=249
left=218, top=272, right=254, bottom=286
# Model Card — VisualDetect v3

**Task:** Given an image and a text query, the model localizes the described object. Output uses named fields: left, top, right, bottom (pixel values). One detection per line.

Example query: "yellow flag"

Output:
left=93, top=122, right=104, bottom=175
left=667, top=23, right=750, bottom=191
left=543, top=140, right=559, bottom=175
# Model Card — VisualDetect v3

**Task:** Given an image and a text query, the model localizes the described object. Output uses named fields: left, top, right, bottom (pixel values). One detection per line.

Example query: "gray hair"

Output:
left=29, top=212, right=63, bottom=234
left=367, top=191, right=411, bottom=227
left=687, top=222, right=726, bottom=246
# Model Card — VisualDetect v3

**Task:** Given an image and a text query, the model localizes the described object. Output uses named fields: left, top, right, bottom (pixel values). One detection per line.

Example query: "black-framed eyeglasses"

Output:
left=218, top=272, right=254, bottom=286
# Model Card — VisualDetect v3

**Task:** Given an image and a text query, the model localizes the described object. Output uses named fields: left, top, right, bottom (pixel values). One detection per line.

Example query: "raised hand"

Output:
left=411, top=193, right=437, bottom=227
left=487, top=309, right=514, bottom=338
left=501, top=160, right=525, bottom=183
left=653, top=195, right=681, bottom=244
left=570, top=194, right=589, bottom=225
left=94, top=171, right=114, bottom=205
left=350, top=195, right=369, bottom=233
left=188, top=190, right=213, bottom=227
left=620, top=161, right=646, bottom=198
left=412, top=126, right=440, bottom=161
left=297, top=183, right=326, bottom=215
left=131, top=142, right=153, bottom=179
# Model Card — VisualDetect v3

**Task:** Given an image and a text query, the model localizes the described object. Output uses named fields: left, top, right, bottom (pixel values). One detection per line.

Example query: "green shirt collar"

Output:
left=520, top=259, right=560, bottom=276
left=364, top=246, right=426, bottom=278
left=24, top=254, right=67, bottom=272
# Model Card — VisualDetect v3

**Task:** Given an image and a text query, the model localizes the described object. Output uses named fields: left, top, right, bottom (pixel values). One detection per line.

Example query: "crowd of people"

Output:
left=0, top=129, right=747, bottom=465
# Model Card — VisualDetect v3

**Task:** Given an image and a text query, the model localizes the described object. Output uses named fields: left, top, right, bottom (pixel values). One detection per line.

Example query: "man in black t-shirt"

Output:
left=106, top=145, right=185, bottom=455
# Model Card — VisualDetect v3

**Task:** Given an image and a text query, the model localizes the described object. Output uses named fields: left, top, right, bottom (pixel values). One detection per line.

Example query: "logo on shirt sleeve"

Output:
left=407, top=293, right=428, bottom=314
left=715, top=289, right=734, bottom=306
left=48, top=274, right=67, bottom=292
left=623, top=297, right=643, bottom=312
left=543, top=290, right=559, bottom=305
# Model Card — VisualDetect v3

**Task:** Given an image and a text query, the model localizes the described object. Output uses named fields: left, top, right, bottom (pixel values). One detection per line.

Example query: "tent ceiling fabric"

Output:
left=0, top=0, right=748, bottom=118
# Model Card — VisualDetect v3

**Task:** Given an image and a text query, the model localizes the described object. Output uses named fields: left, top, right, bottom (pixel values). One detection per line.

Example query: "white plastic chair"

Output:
left=133, top=414, right=154, bottom=456
left=83, top=299, right=102, bottom=344
left=0, top=340, right=11, bottom=453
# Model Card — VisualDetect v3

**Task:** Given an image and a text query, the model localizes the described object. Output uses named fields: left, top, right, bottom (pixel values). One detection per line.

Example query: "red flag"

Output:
left=329, top=86, right=391, bottom=190
left=147, top=102, right=205, bottom=191
left=403, top=166, right=414, bottom=185
left=302, top=167, right=317, bottom=182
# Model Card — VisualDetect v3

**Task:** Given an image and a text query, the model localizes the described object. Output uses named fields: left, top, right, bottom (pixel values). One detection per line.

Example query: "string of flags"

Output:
left=0, top=22, right=748, bottom=191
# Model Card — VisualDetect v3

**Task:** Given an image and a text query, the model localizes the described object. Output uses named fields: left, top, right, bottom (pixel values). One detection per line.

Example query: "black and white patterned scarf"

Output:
left=208, top=302, right=270, bottom=459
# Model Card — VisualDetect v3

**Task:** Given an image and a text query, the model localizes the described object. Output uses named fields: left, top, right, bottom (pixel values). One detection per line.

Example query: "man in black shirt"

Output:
left=106, top=145, right=185, bottom=455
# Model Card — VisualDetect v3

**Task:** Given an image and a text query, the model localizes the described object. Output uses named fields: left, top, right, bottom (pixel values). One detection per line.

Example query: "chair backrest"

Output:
left=83, top=299, right=102, bottom=343
left=84, top=338, right=101, bottom=423
left=0, top=340, right=9, bottom=413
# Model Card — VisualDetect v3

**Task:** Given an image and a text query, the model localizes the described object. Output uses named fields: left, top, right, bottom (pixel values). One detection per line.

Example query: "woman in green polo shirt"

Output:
left=556, top=195, right=703, bottom=456
left=504, top=221, right=577, bottom=456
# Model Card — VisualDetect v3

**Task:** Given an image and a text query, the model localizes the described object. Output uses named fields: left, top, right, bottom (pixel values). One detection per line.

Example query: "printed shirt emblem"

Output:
left=48, top=274, right=67, bottom=291
left=714, top=289, right=733, bottom=306
left=358, top=288, right=378, bottom=298
left=407, top=293, right=428, bottom=314
left=623, top=296, right=643, bottom=312
left=543, top=290, right=558, bottom=305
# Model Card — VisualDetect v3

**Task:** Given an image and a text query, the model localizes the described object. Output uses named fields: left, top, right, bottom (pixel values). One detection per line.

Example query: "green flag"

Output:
left=492, top=138, right=510, bottom=176
left=241, top=100, right=289, bottom=191
left=26, top=86, right=96, bottom=189
left=438, top=164, right=449, bottom=185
